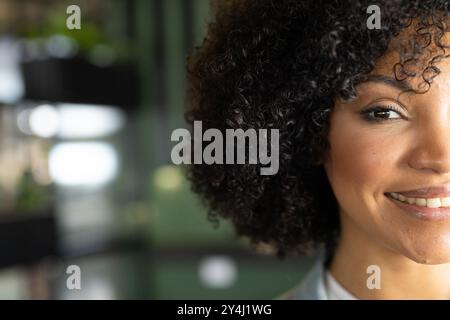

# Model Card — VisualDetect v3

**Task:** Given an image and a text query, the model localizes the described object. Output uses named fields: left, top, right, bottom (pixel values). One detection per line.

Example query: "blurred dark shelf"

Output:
left=59, top=235, right=149, bottom=260
left=0, top=207, right=58, bottom=269
left=21, top=57, right=140, bottom=112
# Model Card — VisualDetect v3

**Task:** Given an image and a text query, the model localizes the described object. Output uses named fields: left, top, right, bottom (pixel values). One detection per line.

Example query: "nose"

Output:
left=408, top=118, right=450, bottom=174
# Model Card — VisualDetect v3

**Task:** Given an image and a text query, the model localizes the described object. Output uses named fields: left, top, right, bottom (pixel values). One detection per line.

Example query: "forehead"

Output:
left=348, top=22, right=450, bottom=107
left=370, top=21, right=450, bottom=81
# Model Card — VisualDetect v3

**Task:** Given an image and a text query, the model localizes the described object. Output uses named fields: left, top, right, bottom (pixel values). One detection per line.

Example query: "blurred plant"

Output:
left=15, top=169, right=53, bottom=213
left=20, top=3, right=135, bottom=62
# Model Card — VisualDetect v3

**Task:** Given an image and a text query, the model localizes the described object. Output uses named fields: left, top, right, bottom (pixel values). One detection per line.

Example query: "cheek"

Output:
left=325, top=112, right=402, bottom=199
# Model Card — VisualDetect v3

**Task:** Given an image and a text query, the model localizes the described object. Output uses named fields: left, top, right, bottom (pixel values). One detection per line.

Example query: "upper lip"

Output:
left=388, top=184, right=450, bottom=198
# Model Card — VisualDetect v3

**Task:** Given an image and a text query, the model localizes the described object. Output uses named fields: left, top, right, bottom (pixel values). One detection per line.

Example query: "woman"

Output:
left=185, top=0, right=450, bottom=299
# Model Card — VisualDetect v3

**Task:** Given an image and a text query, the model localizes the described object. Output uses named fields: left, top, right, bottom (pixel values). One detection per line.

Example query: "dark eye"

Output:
left=360, top=106, right=404, bottom=122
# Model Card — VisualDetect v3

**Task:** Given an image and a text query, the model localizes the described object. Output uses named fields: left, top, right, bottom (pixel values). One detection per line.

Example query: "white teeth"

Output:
left=442, top=197, right=450, bottom=207
left=427, top=198, right=441, bottom=208
left=389, top=192, right=450, bottom=208
left=416, top=198, right=427, bottom=207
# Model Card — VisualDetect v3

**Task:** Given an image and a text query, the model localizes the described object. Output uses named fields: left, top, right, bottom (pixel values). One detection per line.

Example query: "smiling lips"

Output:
left=386, top=185, right=450, bottom=209
left=385, top=185, right=450, bottom=220
left=388, top=192, right=450, bottom=208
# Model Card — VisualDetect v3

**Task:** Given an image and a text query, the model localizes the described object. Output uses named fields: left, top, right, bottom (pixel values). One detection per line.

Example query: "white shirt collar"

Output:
left=325, top=271, right=357, bottom=300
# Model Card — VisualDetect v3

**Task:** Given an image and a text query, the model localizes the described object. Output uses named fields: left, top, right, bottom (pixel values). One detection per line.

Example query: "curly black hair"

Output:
left=185, top=0, right=450, bottom=260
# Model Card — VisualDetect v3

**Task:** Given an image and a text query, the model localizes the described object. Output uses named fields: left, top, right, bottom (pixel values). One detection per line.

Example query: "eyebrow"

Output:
left=360, top=75, right=414, bottom=92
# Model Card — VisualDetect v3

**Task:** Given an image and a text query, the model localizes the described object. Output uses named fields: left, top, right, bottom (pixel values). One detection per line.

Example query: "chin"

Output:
left=401, top=238, right=450, bottom=265
left=406, top=254, right=450, bottom=265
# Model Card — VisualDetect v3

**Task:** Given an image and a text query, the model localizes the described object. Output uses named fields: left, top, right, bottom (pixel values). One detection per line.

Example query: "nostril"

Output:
left=408, top=160, right=450, bottom=175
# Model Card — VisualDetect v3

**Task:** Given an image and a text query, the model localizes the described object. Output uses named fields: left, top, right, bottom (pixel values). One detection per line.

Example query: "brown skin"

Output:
left=324, top=27, right=450, bottom=299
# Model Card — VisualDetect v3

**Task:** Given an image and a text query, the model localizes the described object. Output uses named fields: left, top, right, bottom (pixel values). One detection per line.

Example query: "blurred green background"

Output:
left=0, top=0, right=312, bottom=299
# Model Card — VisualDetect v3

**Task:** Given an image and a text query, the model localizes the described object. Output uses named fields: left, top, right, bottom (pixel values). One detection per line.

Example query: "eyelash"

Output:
left=359, top=105, right=406, bottom=123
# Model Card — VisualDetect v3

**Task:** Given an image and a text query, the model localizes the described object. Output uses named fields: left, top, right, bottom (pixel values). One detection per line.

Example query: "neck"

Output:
left=329, top=214, right=450, bottom=299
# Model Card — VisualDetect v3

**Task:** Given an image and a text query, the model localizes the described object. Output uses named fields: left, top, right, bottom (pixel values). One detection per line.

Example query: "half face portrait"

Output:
left=325, top=25, right=450, bottom=265
left=186, top=0, right=450, bottom=299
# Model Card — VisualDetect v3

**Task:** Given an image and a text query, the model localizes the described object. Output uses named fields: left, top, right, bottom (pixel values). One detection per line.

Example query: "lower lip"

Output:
left=385, top=194, right=450, bottom=221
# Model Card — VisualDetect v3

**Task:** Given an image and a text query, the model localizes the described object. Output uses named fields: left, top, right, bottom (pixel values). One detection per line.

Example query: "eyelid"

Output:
left=365, top=98, right=408, bottom=112
left=368, top=105, right=406, bottom=120
left=364, top=99, right=409, bottom=118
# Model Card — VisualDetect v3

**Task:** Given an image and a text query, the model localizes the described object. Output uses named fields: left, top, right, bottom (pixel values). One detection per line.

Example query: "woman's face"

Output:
left=324, top=29, right=450, bottom=264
